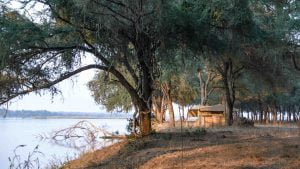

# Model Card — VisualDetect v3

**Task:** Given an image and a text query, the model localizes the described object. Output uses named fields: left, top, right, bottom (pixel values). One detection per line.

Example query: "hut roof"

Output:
left=189, top=104, right=239, bottom=112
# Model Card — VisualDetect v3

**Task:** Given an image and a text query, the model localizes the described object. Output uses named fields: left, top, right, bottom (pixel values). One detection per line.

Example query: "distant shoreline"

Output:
left=34, top=116, right=129, bottom=119
left=0, top=108, right=132, bottom=119
left=0, top=116, right=130, bottom=119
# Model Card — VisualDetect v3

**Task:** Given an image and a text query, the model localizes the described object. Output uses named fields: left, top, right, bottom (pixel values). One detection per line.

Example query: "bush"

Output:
left=125, top=139, right=148, bottom=153
left=192, top=128, right=207, bottom=136
left=233, top=117, right=254, bottom=127
left=151, top=132, right=172, bottom=140
left=126, top=118, right=139, bottom=134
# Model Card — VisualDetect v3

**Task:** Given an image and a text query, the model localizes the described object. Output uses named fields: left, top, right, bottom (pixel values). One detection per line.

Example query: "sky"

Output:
left=7, top=57, right=104, bottom=113
left=0, top=1, right=105, bottom=112
left=0, top=1, right=187, bottom=115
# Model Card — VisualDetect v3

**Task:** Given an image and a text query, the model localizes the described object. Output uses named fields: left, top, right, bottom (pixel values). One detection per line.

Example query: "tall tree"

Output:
left=0, top=0, right=173, bottom=136
left=197, top=60, right=219, bottom=106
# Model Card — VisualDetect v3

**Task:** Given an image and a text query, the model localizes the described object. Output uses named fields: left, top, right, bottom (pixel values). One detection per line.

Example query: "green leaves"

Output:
left=88, top=71, right=133, bottom=112
left=0, top=0, right=298, bottom=116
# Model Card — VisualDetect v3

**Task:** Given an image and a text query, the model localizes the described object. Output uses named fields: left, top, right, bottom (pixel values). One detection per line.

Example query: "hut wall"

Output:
left=199, top=112, right=225, bottom=127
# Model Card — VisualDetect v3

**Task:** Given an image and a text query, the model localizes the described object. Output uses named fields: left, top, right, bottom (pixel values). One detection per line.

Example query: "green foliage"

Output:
left=169, top=73, right=198, bottom=106
left=88, top=71, right=133, bottom=112
left=152, top=132, right=172, bottom=140
left=126, top=118, right=139, bottom=134
left=159, top=49, right=200, bottom=106
left=233, top=117, right=254, bottom=127
left=236, top=68, right=300, bottom=113
left=192, top=128, right=207, bottom=137
left=0, top=0, right=299, bottom=127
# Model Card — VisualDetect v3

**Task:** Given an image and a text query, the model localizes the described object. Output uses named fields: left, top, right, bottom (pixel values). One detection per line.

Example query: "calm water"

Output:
left=0, top=118, right=128, bottom=169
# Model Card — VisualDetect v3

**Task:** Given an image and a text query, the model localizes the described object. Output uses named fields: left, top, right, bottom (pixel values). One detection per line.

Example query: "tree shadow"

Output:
left=84, top=129, right=248, bottom=169
left=78, top=127, right=300, bottom=169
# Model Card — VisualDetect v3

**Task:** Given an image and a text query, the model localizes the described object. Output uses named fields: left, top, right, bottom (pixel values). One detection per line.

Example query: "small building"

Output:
left=187, top=104, right=238, bottom=128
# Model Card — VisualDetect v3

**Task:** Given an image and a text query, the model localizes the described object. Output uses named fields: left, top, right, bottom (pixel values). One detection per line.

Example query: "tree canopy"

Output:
left=0, top=0, right=299, bottom=135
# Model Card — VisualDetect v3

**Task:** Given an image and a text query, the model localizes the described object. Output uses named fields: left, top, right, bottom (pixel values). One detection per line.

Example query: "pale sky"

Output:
left=1, top=1, right=104, bottom=112
left=1, top=1, right=186, bottom=115
left=7, top=56, right=104, bottom=113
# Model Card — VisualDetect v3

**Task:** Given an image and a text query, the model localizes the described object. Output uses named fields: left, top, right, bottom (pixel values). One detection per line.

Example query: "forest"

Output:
left=1, top=0, right=299, bottom=135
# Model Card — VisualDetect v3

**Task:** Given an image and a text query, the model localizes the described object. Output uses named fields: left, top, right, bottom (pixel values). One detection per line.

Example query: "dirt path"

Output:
left=64, top=125, right=300, bottom=169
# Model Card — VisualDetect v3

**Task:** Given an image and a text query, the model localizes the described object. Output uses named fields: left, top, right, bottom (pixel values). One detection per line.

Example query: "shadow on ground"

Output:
left=65, top=125, right=300, bottom=169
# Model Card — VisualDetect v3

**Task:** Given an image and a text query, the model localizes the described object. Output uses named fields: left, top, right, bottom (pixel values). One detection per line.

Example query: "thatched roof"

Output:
left=189, top=104, right=239, bottom=112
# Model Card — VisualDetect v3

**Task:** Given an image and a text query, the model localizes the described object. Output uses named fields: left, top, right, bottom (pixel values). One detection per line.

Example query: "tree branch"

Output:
left=292, top=54, right=300, bottom=71
left=122, top=54, right=139, bottom=85
left=1, top=64, right=109, bottom=105
left=91, top=0, right=134, bottom=23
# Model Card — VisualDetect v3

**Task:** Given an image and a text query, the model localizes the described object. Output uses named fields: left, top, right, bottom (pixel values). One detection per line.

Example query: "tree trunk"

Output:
left=225, top=97, right=234, bottom=125
left=258, top=95, right=263, bottom=123
left=279, top=111, right=282, bottom=123
left=179, top=106, right=185, bottom=121
left=152, top=91, right=165, bottom=123
left=136, top=52, right=153, bottom=136
left=198, top=68, right=215, bottom=106
left=167, top=93, right=175, bottom=127
left=139, top=112, right=151, bottom=136
left=247, top=111, right=250, bottom=119
left=162, top=82, right=175, bottom=127
left=132, top=105, right=138, bottom=135
left=219, top=58, right=236, bottom=126
left=263, top=110, right=267, bottom=124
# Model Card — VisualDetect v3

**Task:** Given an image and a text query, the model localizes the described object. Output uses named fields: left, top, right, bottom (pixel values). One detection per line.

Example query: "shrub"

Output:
left=192, top=128, right=207, bottom=137
left=151, top=132, right=172, bottom=140
left=126, top=139, right=148, bottom=153
left=161, top=133, right=172, bottom=140
left=9, top=145, right=43, bottom=169
left=233, top=117, right=254, bottom=127
left=126, top=118, right=139, bottom=134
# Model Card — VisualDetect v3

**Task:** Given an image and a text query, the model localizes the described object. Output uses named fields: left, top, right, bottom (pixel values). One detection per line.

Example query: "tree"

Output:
left=0, top=0, right=173, bottom=136
left=178, top=0, right=296, bottom=125
left=161, top=82, right=175, bottom=127
left=88, top=71, right=133, bottom=113
left=1, top=0, right=297, bottom=133
left=197, top=59, right=219, bottom=106
left=152, top=84, right=166, bottom=124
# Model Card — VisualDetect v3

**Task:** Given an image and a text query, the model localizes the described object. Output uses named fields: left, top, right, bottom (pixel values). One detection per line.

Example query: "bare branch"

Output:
left=1, top=64, right=108, bottom=105
left=91, top=0, right=134, bottom=23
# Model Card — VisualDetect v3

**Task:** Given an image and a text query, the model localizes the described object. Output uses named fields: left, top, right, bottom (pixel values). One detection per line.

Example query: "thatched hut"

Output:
left=188, top=104, right=238, bottom=127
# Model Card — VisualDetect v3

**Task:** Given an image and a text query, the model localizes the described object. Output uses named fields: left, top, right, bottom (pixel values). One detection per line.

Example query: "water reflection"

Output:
left=1, top=118, right=128, bottom=169
left=38, top=120, right=123, bottom=151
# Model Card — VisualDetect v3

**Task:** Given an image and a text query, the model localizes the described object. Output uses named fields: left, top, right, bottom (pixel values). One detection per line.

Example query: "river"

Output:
left=0, top=118, right=128, bottom=169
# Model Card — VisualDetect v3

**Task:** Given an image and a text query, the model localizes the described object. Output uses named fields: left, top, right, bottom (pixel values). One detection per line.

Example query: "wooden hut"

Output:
left=187, top=104, right=238, bottom=128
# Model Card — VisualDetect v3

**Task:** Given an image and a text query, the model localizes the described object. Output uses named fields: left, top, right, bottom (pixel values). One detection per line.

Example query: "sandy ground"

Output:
left=64, top=123, right=300, bottom=169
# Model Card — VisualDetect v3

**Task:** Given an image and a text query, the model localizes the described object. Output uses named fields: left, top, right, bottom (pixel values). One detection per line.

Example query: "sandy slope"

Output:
left=64, top=124, right=300, bottom=169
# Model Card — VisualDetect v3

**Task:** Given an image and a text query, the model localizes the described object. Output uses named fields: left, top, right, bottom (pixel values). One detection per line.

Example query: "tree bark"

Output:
left=258, top=95, right=263, bottom=124
left=134, top=32, right=156, bottom=136
left=152, top=89, right=165, bottom=123
left=198, top=68, right=216, bottom=106
left=219, top=58, right=235, bottom=126
left=139, top=112, right=151, bottom=136
left=162, top=82, right=175, bottom=127
left=167, top=92, right=175, bottom=127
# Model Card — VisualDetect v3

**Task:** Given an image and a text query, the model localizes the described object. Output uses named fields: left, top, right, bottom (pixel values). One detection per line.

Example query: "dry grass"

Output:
left=64, top=124, right=300, bottom=169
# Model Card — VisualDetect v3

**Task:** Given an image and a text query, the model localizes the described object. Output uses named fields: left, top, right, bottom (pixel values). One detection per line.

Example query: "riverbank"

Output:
left=64, top=123, right=300, bottom=169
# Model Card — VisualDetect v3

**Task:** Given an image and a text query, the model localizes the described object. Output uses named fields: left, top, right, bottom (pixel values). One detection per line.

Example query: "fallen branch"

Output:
left=37, top=120, right=125, bottom=150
